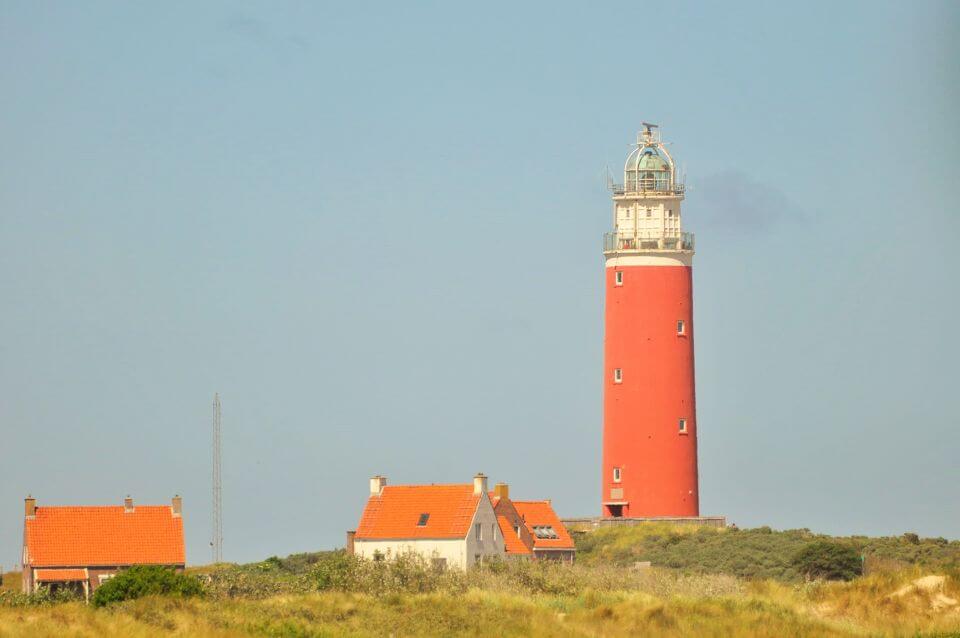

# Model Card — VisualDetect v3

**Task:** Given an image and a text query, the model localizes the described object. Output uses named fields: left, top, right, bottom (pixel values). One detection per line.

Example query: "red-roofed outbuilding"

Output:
left=21, top=495, right=186, bottom=598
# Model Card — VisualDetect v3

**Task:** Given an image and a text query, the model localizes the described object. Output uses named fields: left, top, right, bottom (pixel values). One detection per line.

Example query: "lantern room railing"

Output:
left=610, top=179, right=685, bottom=196
left=603, top=231, right=695, bottom=252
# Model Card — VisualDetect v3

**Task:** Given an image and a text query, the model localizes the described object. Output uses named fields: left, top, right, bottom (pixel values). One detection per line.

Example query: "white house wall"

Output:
left=465, top=493, right=505, bottom=566
left=354, top=538, right=468, bottom=569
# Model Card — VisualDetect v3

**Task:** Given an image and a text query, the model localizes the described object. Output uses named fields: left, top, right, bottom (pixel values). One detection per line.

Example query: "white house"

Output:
left=350, top=473, right=505, bottom=569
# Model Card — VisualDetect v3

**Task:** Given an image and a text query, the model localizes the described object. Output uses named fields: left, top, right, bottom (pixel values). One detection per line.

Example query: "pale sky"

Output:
left=1, top=2, right=957, bottom=567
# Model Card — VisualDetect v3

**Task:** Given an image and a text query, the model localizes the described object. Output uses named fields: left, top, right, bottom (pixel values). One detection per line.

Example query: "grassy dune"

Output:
left=1, top=571, right=959, bottom=637
left=2, top=526, right=958, bottom=637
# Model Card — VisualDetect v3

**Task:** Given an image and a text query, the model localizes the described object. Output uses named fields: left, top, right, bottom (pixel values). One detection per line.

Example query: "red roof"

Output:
left=34, top=568, right=87, bottom=581
left=496, top=514, right=532, bottom=555
left=355, top=485, right=481, bottom=540
left=512, top=501, right=575, bottom=550
left=25, top=506, right=185, bottom=567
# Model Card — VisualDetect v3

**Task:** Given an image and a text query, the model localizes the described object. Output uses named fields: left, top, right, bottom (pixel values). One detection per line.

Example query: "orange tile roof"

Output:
left=496, top=514, right=532, bottom=555
left=355, top=485, right=481, bottom=540
left=25, top=506, right=185, bottom=567
left=512, top=501, right=575, bottom=550
left=35, top=568, right=87, bottom=581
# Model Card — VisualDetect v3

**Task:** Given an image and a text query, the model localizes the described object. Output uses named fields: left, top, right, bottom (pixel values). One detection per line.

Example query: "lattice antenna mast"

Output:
left=212, top=393, right=223, bottom=564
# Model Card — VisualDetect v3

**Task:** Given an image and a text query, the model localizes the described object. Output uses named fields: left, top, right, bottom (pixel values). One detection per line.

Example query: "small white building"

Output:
left=350, top=473, right=505, bottom=569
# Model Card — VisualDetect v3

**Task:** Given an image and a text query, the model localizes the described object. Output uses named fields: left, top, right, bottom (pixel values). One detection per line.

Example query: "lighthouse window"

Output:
left=613, top=368, right=623, bottom=384
left=679, top=418, right=688, bottom=434
left=677, top=320, right=685, bottom=334
left=613, top=467, right=622, bottom=483
left=615, top=271, right=623, bottom=286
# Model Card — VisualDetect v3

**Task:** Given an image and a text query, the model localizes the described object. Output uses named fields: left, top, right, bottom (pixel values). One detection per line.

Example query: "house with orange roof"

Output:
left=350, top=473, right=505, bottom=569
left=511, top=499, right=576, bottom=562
left=21, top=495, right=186, bottom=599
left=489, top=483, right=576, bottom=563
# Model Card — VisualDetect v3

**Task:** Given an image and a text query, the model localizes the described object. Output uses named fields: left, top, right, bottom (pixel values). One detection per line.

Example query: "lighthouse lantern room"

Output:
left=601, top=124, right=699, bottom=518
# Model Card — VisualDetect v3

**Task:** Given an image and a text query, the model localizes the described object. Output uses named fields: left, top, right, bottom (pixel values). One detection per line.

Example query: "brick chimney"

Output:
left=369, top=475, right=387, bottom=496
left=124, top=495, right=134, bottom=513
left=493, top=482, right=509, bottom=501
left=24, top=496, right=36, bottom=519
left=346, top=530, right=356, bottom=556
left=473, top=473, right=488, bottom=496
left=171, top=495, right=182, bottom=517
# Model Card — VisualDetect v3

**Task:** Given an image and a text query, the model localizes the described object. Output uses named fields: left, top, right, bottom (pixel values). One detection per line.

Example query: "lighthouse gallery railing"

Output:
left=603, top=231, right=695, bottom=252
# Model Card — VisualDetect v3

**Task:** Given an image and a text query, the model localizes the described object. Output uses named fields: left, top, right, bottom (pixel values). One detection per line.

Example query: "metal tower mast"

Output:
left=212, top=393, right=223, bottom=564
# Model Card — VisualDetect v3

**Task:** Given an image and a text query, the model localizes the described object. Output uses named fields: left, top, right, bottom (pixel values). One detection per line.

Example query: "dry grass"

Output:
left=0, top=568, right=957, bottom=637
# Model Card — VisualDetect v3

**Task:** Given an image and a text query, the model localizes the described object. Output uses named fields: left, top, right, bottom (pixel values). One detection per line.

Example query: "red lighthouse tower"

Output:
left=601, top=124, right=698, bottom=518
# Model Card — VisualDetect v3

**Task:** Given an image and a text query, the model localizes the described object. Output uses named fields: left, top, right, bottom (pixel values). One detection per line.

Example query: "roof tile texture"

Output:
left=512, top=501, right=575, bottom=550
left=25, top=506, right=185, bottom=567
left=356, top=485, right=480, bottom=540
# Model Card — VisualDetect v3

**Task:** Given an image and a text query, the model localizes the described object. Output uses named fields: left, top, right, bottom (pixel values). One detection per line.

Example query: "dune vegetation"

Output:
left=1, top=525, right=958, bottom=637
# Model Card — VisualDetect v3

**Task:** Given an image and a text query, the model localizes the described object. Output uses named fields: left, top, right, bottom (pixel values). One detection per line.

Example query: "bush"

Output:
left=91, top=566, right=204, bottom=608
left=314, top=551, right=362, bottom=590
left=791, top=541, right=862, bottom=581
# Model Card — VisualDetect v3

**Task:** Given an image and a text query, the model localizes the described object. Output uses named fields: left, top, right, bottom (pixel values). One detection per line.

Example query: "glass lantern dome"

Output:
left=624, top=146, right=673, bottom=192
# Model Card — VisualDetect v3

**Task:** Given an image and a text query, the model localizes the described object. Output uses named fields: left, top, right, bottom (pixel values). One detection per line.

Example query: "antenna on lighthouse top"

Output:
left=640, top=122, right=660, bottom=145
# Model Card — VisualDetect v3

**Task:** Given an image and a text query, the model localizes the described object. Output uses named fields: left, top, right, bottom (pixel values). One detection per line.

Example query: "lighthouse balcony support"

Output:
left=603, top=231, right=695, bottom=253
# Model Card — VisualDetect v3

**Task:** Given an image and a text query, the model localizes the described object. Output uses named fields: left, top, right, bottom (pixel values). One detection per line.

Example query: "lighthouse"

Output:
left=601, top=124, right=699, bottom=518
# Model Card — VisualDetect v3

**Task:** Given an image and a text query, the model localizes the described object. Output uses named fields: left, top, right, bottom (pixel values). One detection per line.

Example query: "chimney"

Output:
left=369, top=475, right=387, bottom=496
left=124, top=495, right=134, bottom=513
left=171, top=495, right=182, bottom=517
left=493, top=482, right=509, bottom=501
left=346, top=530, right=356, bottom=556
left=473, top=473, right=488, bottom=496
left=24, top=496, right=36, bottom=519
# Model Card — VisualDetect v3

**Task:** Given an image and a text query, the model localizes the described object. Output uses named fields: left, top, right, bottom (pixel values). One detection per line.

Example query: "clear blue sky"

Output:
left=1, top=2, right=957, bottom=567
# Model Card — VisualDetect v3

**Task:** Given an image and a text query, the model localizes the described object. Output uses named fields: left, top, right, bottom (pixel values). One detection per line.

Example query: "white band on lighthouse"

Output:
left=605, top=253, right=693, bottom=268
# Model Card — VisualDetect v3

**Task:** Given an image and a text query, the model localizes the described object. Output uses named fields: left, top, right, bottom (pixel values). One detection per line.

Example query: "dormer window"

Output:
left=417, top=513, right=430, bottom=526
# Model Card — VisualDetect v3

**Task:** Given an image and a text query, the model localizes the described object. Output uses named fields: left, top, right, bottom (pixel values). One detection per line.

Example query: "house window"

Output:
left=668, top=209, right=674, bottom=217
left=646, top=209, right=652, bottom=218
left=677, top=320, right=685, bottom=335
left=679, top=418, right=688, bottom=434
left=613, top=467, right=622, bottom=483
left=615, top=271, right=623, bottom=286
left=614, top=368, right=622, bottom=384
left=475, top=523, right=482, bottom=541
left=417, top=513, right=430, bottom=526
left=98, top=574, right=114, bottom=584
left=532, top=526, right=559, bottom=539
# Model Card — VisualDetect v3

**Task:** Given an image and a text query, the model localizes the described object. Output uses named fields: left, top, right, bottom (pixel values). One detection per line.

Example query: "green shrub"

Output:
left=791, top=541, right=862, bottom=581
left=313, top=551, right=361, bottom=590
left=0, top=585, right=81, bottom=607
left=91, top=566, right=204, bottom=608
